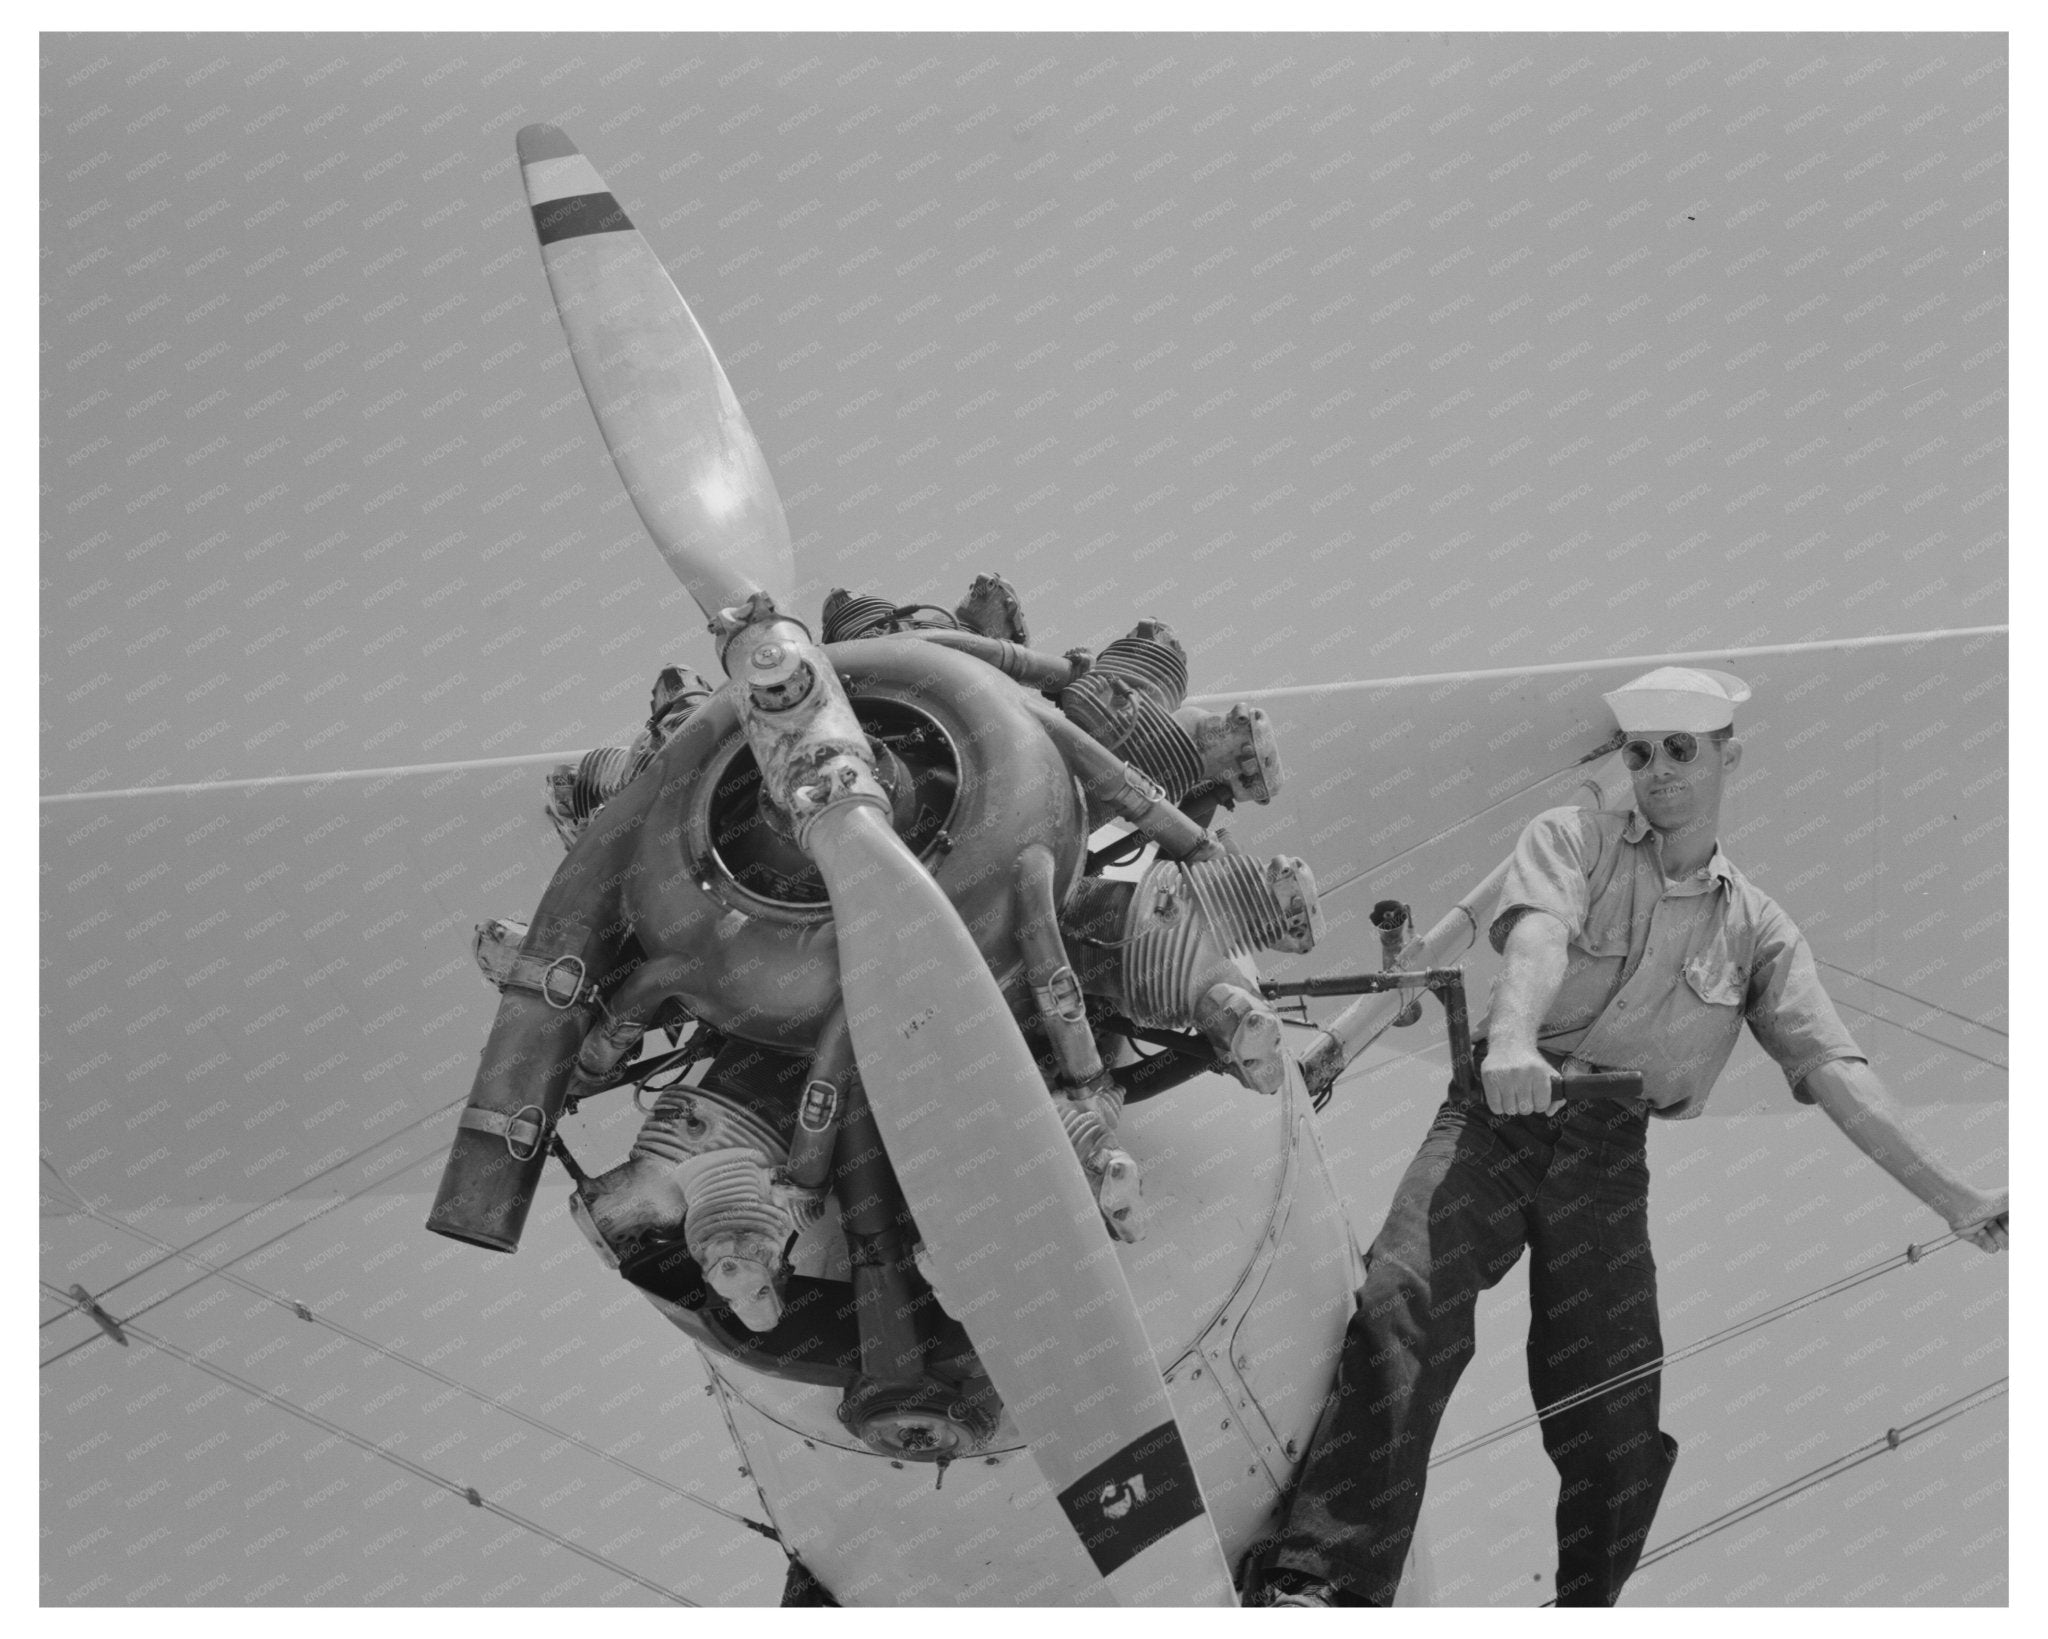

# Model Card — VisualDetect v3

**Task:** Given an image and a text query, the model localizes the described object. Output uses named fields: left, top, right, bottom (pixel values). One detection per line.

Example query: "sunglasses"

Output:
left=1621, top=732, right=1719, bottom=771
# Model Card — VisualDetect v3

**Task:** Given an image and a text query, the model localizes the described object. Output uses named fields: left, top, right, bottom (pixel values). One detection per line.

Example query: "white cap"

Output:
left=1601, top=666, right=1752, bottom=733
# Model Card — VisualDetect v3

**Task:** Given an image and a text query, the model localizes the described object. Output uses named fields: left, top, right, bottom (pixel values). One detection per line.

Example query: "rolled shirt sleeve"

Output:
left=1489, top=807, right=1600, bottom=953
left=1744, top=900, right=1867, bottom=1102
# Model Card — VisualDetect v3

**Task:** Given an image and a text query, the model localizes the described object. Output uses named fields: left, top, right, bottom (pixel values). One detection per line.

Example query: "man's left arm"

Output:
left=1800, top=1059, right=2009, bottom=1252
left=1746, top=900, right=2008, bottom=1253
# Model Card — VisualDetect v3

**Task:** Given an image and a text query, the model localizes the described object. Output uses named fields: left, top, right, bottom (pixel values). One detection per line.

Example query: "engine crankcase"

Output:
left=627, top=636, right=1089, bottom=1052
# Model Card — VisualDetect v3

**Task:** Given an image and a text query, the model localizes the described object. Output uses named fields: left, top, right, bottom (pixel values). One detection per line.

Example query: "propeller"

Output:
left=518, top=126, right=1236, bottom=1603
left=516, top=123, right=794, bottom=621
left=804, top=800, right=1234, bottom=1604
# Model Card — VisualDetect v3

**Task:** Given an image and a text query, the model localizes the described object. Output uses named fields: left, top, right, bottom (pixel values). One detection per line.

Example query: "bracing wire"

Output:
left=42, top=1187, right=772, bottom=1539
left=1815, top=959, right=2007, bottom=1039
left=39, top=1145, right=449, bottom=1369
left=1432, top=1231, right=1974, bottom=1470
left=43, top=1027, right=688, bottom=1330
left=1318, top=758, right=1582, bottom=903
left=1632, top=1378, right=2007, bottom=1573
left=1825, top=993, right=2008, bottom=1072
left=34, top=1281, right=706, bottom=1607
left=39, top=1153, right=92, bottom=1212
left=1536, top=1377, right=2009, bottom=1603
left=39, top=1095, right=468, bottom=1328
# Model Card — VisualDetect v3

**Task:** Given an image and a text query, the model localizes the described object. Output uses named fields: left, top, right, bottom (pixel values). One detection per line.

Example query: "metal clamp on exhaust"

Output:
left=511, top=952, right=605, bottom=1012
left=473, top=921, right=606, bottom=1012
left=472, top=922, right=609, bottom=1013
left=458, top=1103, right=551, bottom=1162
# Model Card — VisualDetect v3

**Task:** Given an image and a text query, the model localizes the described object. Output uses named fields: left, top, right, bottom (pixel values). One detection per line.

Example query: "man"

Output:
left=1252, top=665, right=2009, bottom=1607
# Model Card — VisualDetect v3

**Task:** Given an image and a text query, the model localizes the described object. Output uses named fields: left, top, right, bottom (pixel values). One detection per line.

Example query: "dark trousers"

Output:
left=1257, top=1090, right=1678, bottom=1606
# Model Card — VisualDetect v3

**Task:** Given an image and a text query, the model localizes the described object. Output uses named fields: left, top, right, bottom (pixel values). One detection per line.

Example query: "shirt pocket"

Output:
left=1683, top=944, right=1747, bottom=1007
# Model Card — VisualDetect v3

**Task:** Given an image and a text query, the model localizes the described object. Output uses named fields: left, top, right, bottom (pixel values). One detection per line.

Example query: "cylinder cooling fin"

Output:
left=1058, top=621, right=1209, bottom=803
left=822, top=573, right=1030, bottom=646
left=1182, top=853, right=1325, bottom=957
left=549, top=744, right=638, bottom=828
left=543, top=665, right=718, bottom=849
left=1060, top=683, right=1208, bottom=801
left=821, top=590, right=961, bottom=644
left=1056, top=619, right=1284, bottom=808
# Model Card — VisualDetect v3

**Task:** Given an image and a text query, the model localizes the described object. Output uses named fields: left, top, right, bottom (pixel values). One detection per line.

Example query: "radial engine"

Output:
left=433, top=578, right=1321, bottom=1461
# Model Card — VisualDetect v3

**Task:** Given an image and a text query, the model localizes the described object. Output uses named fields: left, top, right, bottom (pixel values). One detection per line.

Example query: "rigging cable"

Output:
left=1815, top=959, right=2007, bottom=1039
left=40, top=1186, right=773, bottom=1538
left=1432, top=1230, right=1977, bottom=1470
left=42, top=1030, right=682, bottom=1336
left=1822, top=993, right=2007, bottom=1072
left=39, top=1144, right=452, bottom=1370
left=39, top=1095, right=470, bottom=1326
left=34, top=1281, right=705, bottom=1608
left=1317, top=757, right=1585, bottom=904
left=1536, top=1377, right=2008, bottom=1604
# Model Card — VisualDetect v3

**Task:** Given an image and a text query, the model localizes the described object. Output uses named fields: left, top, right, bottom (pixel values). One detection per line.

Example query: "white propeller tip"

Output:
left=516, top=123, right=580, bottom=164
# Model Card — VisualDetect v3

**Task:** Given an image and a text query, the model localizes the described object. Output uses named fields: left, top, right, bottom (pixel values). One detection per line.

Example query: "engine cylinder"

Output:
left=551, top=744, right=637, bottom=824
left=1181, top=852, right=1324, bottom=956
left=819, top=592, right=900, bottom=643
left=1057, top=620, right=1213, bottom=803
left=1092, top=622, right=1189, bottom=707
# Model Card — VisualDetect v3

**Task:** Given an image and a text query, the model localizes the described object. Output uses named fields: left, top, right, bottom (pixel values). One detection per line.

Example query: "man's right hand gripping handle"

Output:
left=1481, top=1045, right=1563, bottom=1117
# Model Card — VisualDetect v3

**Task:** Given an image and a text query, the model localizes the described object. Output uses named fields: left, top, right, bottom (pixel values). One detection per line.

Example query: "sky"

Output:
left=42, top=30, right=2006, bottom=795
left=39, top=28, right=2007, bottom=1610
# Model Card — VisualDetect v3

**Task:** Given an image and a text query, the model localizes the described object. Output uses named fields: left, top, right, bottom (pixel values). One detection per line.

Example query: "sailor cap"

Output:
left=1601, top=666, right=1752, bottom=733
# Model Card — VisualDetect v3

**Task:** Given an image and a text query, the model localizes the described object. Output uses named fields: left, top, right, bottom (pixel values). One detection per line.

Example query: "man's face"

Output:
left=1627, top=727, right=1741, bottom=843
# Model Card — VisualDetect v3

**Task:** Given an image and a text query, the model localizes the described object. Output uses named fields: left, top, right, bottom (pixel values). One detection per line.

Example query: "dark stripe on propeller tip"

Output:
left=532, top=191, right=635, bottom=245
left=1055, top=1421, right=1205, bottom=1578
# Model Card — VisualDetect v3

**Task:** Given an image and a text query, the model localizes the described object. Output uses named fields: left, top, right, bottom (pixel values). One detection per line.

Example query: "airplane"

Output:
left=412, top=126, right=2003, bottom=1607
left=42, top=39, right=2006, bottom=1610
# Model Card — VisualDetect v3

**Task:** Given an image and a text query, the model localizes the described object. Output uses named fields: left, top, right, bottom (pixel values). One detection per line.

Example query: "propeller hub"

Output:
left=719, top=605, right=893, bottom=835
left=744, top=641, right=816, bottom=713
left=837, top=1375, right=1000, bottom=1463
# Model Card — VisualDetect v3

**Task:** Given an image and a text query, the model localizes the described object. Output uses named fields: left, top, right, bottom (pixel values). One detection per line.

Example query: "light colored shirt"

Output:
left=1486, top=806, right=1865, bottom=1119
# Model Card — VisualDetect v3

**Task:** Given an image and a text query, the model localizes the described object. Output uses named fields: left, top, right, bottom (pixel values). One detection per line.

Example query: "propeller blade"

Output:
left=804, top=800, right=1237, bottom=1606
left=515, top=124, right=795, bottom=622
